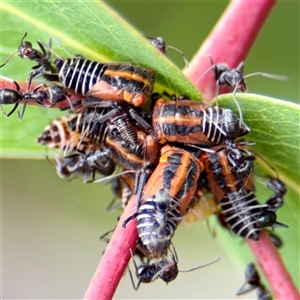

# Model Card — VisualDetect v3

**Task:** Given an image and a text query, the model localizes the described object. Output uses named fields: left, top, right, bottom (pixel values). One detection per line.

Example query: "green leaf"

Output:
left=217, top=93, right=300, bottom=290
left=1, top=0, right=299, bottom=293
left=0, top=1, right=201, bottom=93
left=218, top=93, right=300, bottom=194
left=0, top=1, right=201, bottom=158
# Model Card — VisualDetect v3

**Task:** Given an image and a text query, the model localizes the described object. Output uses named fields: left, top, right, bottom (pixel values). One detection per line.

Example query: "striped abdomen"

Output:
left=55, top=58, right=107, bottom=95
left=201, top=143, right=262, bottom=240
left=36, top=114, right=98, bottom=154
left=137, top=188, right=180, bottom=258
left=137, top=145, right=203, bottom=257
left=220, top=190, right=265, bottom=241
left=54, top=58, right=155, bottom=106
left=152, top=99, right=249, bottom=145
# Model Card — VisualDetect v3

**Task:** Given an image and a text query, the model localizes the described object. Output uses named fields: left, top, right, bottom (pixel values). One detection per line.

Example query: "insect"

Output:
left=129, top=242, right=220, bottom=290
left=236, top=263, right=272, bottom=300
left=128, top=245, right=179, bottom=290
left=123, top=145, right=204, bottom=258
left=201, top=59, right=288, bottom=124
left=0, top=32, right=58, bottom=81
left=53, top=57, right=157, bottom=143
left=152, top=98, right=250, bottom=146
left=37, top=114, right=99, bottom=154
left=0, top=79, right=70, bottom=119
left=147, top=36, right=189, bottom=68
left=54, top=57, right=155, bottom=107
left=267, top=232, right=283, bottom=248
left=37, top=113, right=116, bottom=182
left=201, top=142, right=286, bottom=241
left=208, top=61, right=288, bottom=95
left=256, top=177, right=287, bottom=230
left=55, top=149, right=116, bottom=183
left=38, top=107, right=161, bottom=204
left=66, top=107, right=160, bottom=169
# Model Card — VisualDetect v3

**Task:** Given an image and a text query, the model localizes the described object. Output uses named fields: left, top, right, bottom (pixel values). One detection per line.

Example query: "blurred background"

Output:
left=1, top=1, right=299, bottom=299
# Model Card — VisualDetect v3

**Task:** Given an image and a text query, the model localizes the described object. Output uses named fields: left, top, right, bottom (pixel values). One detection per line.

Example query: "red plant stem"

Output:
left=0, top=78, right=83, bottom=109
left=82, top=1, right=299, bottom=300
left=83, top=195, right=138, bottom=300
left=247, top=231, right=299, bottom=300
left=184, top=0, right=276, bottom=103
left=2, top=1, right=297, bottom=299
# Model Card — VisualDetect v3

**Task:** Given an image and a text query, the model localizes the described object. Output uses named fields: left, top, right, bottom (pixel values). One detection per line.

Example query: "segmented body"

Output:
left=152, top=98, right=249, bottom=145
left=137, top=145, right=203, bottom=257
left=0, top=81, right=69, bottom=119
left=54, top=57, right=155, bottom=106
left=237, top=263, right=272, bottom=299
left=202, top=143, right=286, bottom=241
left=37, top=113, right=98, bottom=154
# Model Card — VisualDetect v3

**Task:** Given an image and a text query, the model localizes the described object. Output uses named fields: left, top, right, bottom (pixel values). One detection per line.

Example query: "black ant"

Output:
left=201, top=58, right=288, bottom=126
left=128, top=244, right=220, bottom=290
left=253, top=176, right=288, bottom=230
left=0, top=32, right=58, bottom=81
left=0, top=77, right=70, bottom=120
left=267, top=232, right=283, bottom=248
left=147, top=36, right=189, bottom=68
left=237, top=263, right=272, bottom=300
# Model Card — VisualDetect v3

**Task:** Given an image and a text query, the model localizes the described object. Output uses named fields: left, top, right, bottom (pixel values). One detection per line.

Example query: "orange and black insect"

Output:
left=39, top=104, right=152, bottom=157
left=0, top=33, right=58, bottom=82
left=37, top=114, right=98, bottom=154
left=152, top=98, right=250, bottom=146
left=64, top=106, right=160, bottom=170
left=236, top=263, right=272, bottom=300
left=0, top=79, right=70, bottom=119
left=37, top=114, right=116, bottom=182
left=51, top=61, right=157, bottom=143
left=38, top=107, right=161, bottom=202
left=201, top=142, right=286, bottom=241
left=123, top=145, right=204, bottom=258
left=54, top=57, right=155, bottom=107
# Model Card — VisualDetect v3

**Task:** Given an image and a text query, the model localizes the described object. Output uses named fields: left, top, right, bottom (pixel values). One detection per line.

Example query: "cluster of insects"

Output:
left=0, top=33, right=288, bottom=298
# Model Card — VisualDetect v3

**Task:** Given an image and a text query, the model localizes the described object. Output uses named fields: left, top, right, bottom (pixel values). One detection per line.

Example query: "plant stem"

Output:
left=247, top=231, right=299, bottom=300
left=83, top=195, right=138, bottom=300
left=184, top=0, right=277, bottom=103
left=82, top=1, right=299, bottom=300
left=0, top=78, right=83, bottom=110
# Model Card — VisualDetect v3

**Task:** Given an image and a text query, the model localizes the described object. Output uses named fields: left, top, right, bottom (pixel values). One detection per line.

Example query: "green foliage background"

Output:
left=1, top=1, right=299, bottom=299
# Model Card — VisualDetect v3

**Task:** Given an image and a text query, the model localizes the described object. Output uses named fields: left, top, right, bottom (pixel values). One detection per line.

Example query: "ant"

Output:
left=0, top=77, right=70, bottom=120
left=237, top=263, right=272, bottom=300
left=147, top=36, right=189, bottom=68
left=201, top=58, right=288, bottom=126
left=256, top=177, right=288, bottom=230
left=128, top=244, right=220, bottom=290
left=1, top=32, right=58, bottom=81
